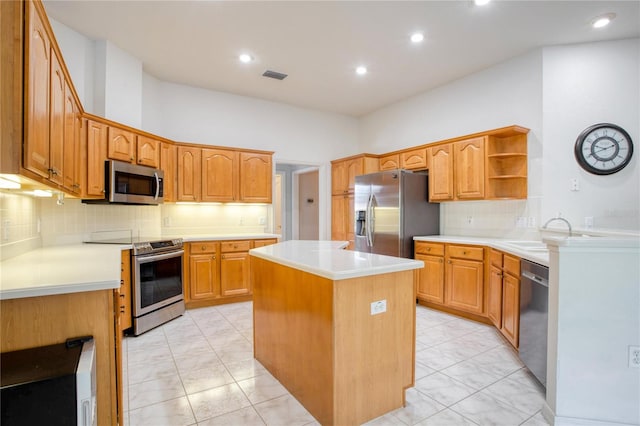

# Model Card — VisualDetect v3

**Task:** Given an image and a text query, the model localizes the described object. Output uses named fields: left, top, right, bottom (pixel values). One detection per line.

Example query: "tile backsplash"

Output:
left=160, top=203, right=271, bottom=236
left=0, top=192, right=41, bottom=260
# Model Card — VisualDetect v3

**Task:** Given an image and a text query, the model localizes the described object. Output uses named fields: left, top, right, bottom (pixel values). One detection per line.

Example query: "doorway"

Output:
left=275, top=162, right=324, bottom=241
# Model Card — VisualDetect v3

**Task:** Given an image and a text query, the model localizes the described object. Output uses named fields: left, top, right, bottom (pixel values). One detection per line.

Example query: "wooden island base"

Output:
left=251, top=256, right=416, bottom=426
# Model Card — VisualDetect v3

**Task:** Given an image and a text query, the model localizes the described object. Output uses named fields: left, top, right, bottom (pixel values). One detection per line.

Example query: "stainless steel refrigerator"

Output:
left=354, top=169, right=439, bottom=258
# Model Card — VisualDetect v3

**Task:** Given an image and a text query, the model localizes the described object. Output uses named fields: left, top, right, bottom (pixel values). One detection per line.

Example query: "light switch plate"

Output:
left=370, top=300, right=387, bottom=315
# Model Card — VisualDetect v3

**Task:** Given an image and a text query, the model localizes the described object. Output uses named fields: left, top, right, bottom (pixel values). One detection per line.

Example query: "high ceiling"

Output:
left=43, top=1, right=639, bottom=117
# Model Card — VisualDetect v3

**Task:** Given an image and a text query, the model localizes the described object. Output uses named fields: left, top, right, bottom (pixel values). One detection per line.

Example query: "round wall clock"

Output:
left=574, top=123, right=634, bottom=175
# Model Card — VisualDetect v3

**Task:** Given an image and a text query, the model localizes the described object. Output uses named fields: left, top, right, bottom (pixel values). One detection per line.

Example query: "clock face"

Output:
left=574, top=123, right=634, bottom=175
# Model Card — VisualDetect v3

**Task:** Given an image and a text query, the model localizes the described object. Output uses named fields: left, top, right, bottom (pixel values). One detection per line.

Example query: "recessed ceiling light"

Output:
left=474, top=0, right=490, bottom=5
left=239, top=53, right=253, bottom=63
left=410, top=33, right=424, bottom=43
left=356, top=66, right=368, bottom=76
left=592, top=13, right=616, bottom=28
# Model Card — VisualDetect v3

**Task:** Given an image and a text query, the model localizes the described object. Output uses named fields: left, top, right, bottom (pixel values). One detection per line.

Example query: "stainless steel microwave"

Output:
left=84, top=160, right=164, bottom=205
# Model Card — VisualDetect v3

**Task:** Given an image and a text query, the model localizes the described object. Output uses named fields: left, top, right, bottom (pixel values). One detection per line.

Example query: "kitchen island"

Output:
left=249, top=240, right=424, bottom=426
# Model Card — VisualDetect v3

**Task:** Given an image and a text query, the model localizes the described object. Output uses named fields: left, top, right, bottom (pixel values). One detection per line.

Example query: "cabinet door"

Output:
left=253, top=239, right=278, bottom=248
left=401, top=148, right=427, bottom=170
left=24, top=4, right=51, bottom=179
left=220, top=252, right=251, bottom=297
left=454, top=137, right=485, bottom=200
left=202, top=148, right=238, bottom=202
left=331, top=161, right=348, bottom=195
left=107, top=127, right=136, bottom=163
left=48, top=49, right=65, bottom=185
left=331, top=195, right=347, bottom=241
left=119, top=250, right=132, bottom=331
left=63, top=82, right=81, bottom=193
left=379, top=154, right=400, bottom=171
left=501, top=273, right=520, bottom=348
left=177, top=146, right=202, bottom=201
left=189, top=254, right=219, bottom=300
left=445, top=258, right=484, bottom=314
left=86, top=120, right=107, bottom=197
left=427, top=145, right=454, bottom=201
left=415, top=254, right=445, bottom=304
left=346, top=193, right=355, bottom=246
left=160, top=143, right=177, bottom=203
left=239, top=152, right=272, bottom=203
left=136, top=135, right=160, bottom=168
left=345, top=158, right=363, bottom=193
left=487, top=264, right=503, bottom=328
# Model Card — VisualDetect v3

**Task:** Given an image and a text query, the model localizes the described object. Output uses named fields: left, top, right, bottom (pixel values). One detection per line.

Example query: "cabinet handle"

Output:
left=463, top=251, right=467, bottom=255
left=120, top=307, right=125, bottom=313
left=119, top=293, right=125, bottom=298
left=448, top=260, right=452, bottom=264
left=222, top=255, right=226, bottom=259
left=439, top=259, right=443, bottom=263
left=201, top=246, right=206, bottom=251
left=212, top=256, right=216, bottom=260
left=120, top=279, right=124, bottom=284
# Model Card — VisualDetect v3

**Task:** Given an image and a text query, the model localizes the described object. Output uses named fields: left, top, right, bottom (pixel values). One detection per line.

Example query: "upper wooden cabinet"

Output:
left=239, top=151, right=272, bottom=203
left=379, top=154, right=400, bottom=171
left=177, top=146, right=272, bottom=203
left=107, top=126, right=136, bottom=163
left=401, top=148, right=427, bottom=170
left=454, top=136, right=485, bottom=200
left=427, top=144, right=454, bottom=201
left=85, top=120, right=108, bottom=198
left=202, top=148, right=238, bottom=202
left=485, top=133, right=528, bottom=199
left=160, top=143, right=177, bottom=202
left=428, top=136, right=486, bottom=201
left=136, top=135, right=160, bottom=168
left=23, top=1, right=51, bottom=180
left=177, top=146, right=202, bottom=202
left=331, top=154, right=378, bottom=195
left=62, top=81, right=83, bottom=194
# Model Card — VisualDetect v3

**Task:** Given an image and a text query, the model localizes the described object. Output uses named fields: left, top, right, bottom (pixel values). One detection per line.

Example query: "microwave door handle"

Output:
left=153, top=172, right=160, bottom=200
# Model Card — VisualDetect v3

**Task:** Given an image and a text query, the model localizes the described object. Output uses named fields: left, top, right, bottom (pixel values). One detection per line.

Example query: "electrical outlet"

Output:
left=259, top=216, right=266, bottom=225
left=584, top=216, right=594, bottom=229
left=527, top=216, right=537, bottom=228
left=570, top=178, right=580, bottom=191
left=466, top=216, right=473, bottom=226
left=163, top=216, right=171, bottom=227
left=629, top=346, right=640, bottom=368
left=370, top=300, right=387, bottom=315
left=239, top=216, right=244, bottom=225
left=515, top=216, right=526, bottom=228
left=2, top=220, right=10, bottom=242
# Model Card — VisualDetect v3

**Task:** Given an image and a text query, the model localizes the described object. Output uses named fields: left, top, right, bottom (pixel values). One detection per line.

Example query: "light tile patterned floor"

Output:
left=122, top=302, right=549, bottom=426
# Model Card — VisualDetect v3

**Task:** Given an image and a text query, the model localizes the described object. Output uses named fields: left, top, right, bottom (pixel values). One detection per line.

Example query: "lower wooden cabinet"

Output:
left=415, top=242, right=521, bottom=349
left=118, top=250, right=132, bottom=332
left=414, top=242, right=484, bottom=316
left=485, top=249, right=521, bottom=348
left=185, top=238, right=276, bottom=308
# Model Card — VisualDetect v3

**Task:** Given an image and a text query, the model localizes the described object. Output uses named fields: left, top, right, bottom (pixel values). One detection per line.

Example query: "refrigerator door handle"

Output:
left=366, top=192, right=373, bottom=247
left=368, top=193, right=376, bottom=247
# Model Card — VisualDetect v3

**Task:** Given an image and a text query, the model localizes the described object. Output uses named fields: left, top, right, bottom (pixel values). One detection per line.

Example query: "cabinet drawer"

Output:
left=191, top=242, right=219, bottom=254
left=446, top=244, right=484, bottom=261
left=221, top=240, right=251, bottom=253
left=415, top=242, right=445, bottom=256
left=490, top=249, right=503, bottom=267
left=503, top=254, right=520, bottom=277
left=253, top=239, right=278, bottom=248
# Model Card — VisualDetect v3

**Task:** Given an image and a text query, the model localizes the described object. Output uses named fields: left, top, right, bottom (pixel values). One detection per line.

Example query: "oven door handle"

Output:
left=135, top=249, right=184, bottom=263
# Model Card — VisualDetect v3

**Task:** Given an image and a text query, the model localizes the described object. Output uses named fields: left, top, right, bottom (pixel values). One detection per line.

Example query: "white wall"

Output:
left=49, top=18, right=95, bottom=111
left=542, top=38, right=640, bottom=233
left=360, top=50, right=544, bottom=240
left=141, top=79, right=359, bottom=164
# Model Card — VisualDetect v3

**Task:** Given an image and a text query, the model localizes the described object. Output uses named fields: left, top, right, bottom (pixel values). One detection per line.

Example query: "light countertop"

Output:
left=1, top=233, right=281, bottom=301
left=1, top=244, right=126, bottom=300
left=250, top=240, right=424, bottom=280
left=413, top=235, right=550, bottom=266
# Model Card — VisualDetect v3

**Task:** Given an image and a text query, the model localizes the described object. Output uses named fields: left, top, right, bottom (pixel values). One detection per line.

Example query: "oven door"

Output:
left=133, top=250, right=184, bottom=316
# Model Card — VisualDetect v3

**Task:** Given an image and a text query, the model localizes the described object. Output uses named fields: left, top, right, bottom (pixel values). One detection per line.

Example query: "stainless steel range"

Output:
left=131, top=238, right=185, bottom=335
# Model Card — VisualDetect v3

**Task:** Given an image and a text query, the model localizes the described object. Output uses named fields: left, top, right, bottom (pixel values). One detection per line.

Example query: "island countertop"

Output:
left=0, top=244, right=125, bottom=300
left=249, top=240, right=424, bottom=280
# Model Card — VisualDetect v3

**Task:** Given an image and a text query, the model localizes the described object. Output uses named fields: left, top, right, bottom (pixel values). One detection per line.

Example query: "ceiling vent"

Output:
left=262, top=70, right=288, bottom=80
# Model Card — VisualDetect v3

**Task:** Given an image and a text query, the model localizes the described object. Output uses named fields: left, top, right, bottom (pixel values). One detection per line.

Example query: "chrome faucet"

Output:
left=542, top=217, right=572, bottom=237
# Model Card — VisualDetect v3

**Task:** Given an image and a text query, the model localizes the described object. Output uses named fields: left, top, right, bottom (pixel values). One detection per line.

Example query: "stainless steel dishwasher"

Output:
left=519, top=259, right=549, bottom=388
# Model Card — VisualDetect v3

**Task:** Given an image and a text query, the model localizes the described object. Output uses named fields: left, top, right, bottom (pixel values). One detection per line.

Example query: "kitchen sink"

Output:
left=503, top=240, right=549, bottom=252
